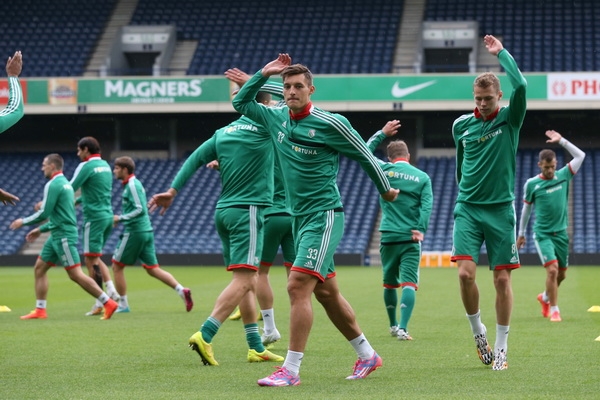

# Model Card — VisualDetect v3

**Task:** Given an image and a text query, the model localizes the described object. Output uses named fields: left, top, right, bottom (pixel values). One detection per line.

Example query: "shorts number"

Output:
left=307, top=248, right=318, bottom=260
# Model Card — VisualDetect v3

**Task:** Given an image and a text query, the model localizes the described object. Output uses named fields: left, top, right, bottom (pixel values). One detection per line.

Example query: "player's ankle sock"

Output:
left=399, top=287, right=416, bottom=330
left=467, top=310, right=485, bottom=335
left=383, top=288, right=398, bottom=327
left=245, top=323, right=265, bottom=352
left=201, top=316, right=221, bottom=343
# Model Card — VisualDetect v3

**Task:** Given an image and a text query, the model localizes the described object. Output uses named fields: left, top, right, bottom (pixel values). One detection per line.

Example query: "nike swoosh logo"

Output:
left=391, top=80, right=436, bottom=98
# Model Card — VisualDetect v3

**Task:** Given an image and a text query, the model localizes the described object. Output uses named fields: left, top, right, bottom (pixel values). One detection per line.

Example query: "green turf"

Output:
left=1, top=265, right=599, bottom=399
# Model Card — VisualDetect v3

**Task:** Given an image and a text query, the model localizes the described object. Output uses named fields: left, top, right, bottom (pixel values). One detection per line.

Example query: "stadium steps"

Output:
left=20, top=232, right=51, bottom=255
left=367, top=210, right=383, bottom=266
left=393, top=0, right=427, bottom=72
left=168, top=40, right=198, bottom=75
left=85, top=0, right=140, bottom=76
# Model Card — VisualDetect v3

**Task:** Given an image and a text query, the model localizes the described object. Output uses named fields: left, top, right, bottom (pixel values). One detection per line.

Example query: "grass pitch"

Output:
left=1, top=265, right=599, bottom=399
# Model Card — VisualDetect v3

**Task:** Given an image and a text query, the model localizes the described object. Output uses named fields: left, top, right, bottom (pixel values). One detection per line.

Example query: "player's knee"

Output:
left=458, top=268, right=475, bottom=283
left=493, top=274, right=511, bottom=290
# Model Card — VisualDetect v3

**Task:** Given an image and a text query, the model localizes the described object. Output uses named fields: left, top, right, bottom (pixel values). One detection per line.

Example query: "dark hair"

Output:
left=77, top=136, right=101, bottom=154
left=45, top=153, right=64, bottom=170
left=387, top=140, right=409, bottom=160
left=539, top=149, right=556, bottom=163
left=255, top=91, right=272, bottom=104
left=114, top=156, right=135, bottom=174
left=281, top=64, right=313, bottom=87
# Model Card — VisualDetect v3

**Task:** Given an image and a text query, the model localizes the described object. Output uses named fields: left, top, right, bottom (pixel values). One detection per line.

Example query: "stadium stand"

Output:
left=424, top=0, right=600, bottom=72
left=0, top=147, right=593, bottom=257
left=129, top=0, right=403, bottom=74
left=0, top=154, right=381, bottom=256
left=0, top=0, right=117, bottom=77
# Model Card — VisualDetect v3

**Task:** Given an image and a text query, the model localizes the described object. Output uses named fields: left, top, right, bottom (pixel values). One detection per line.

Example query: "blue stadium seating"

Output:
left=424, top=0, right=600, bottom=72
left=130, top=0, right=403, bottom=75
left=0, top=153, right=382, bottom=258
left=0, top=1, right=116, bottom=77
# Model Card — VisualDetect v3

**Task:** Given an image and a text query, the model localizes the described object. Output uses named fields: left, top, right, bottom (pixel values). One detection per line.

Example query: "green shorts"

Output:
left=82, top=217, right=113, bottom=257
left=380, top=241, right=421, bottom=289
left=112, top=231, right=159, bottom=268
left=451, top=202, right=520, bottom=270
left=215, top=205, right=264, bottom=271
left=291, top=209, right=344, bottom=282
left=261, top=213, right=295, bottom=267
left=40, top=235, right=81, bottom=269
left=533, top=230, right=569, bottom=269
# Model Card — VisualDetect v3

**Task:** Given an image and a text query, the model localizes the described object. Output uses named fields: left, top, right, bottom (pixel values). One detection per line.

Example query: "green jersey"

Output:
left=233, top=71, right=390, bottom=216
left=452, top=49, right=527, bottom=204
left=117, top=175, right=152, bottom=232
left=367, top=131, right=433, bottom=242
left=522, top=166, right=573, bottom=234
left=70, top=155, right=113, bottom=221
left=22, top=172, right=78, bottom=238
left=171, top=116, right=274, bottom=208
left=0, top=76, right=24, bottom=133
left=265, top=155, right=289, bottom=215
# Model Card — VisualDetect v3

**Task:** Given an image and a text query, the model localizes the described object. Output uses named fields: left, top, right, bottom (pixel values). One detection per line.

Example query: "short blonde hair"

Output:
left=473, top=72, right=500, bottom=92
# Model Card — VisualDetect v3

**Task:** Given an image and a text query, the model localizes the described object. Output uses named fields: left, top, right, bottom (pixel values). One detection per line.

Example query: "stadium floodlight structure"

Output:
left=101, top=25, right=177, bottom=77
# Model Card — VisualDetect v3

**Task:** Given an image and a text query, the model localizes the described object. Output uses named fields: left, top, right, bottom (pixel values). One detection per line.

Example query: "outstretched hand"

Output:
left=148, top=190, right=176, bottom=215
left=381, top=120, right=401, bottom=137
left=484, top=35, right=504, bottom=56
left=545, top=129, right=563, bottom=144
left=224, top=68, right=251, bottom=86
left=261, top=53, right=291, bottom=77
left=6, top=51, right=22, bottom=77
left=0, top=188, right=19, bottom=206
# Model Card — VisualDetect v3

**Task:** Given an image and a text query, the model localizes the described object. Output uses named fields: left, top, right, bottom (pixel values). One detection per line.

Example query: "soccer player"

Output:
left=148, top=92, right=284, bottom=365
left=70, top=136, right=120, bottom=316
left=232, top=54, right=398, bottom=386
left=111, top=157, right=193, bottom=313
left=366, top=121, right=433, bottom=341
left=517, top=130, right=585, bottom=323
left=224, top=68, right=294, bottom=346
left=0, top=51, right=24, bottom=206
left=451, top=35, right=527, bottom=371
left=206, top=157, right=293, bottom=346
left=10, top=153, right=118, bottom=320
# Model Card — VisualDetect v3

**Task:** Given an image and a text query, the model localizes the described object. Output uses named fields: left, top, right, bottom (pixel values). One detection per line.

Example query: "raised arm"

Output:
left=225, top=67, right=284, bottom=98
left=0, top=51, right=24, bottom=134
left=545, top=130, right=586, bottom=174
left=365, top=120, right=401, bottom=153
left=486, top=35, right=527, bottom=129
left=232, top=54, right=291, bottom=125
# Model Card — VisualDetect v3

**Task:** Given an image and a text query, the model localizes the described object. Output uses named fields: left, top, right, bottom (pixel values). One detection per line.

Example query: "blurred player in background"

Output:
left=10, top=153, right=118, bottom=320
left=366, top=121, right=433, bottom=341
left=148, top=92, right=284, bottom=365
left=70, top=136, right=120, bottom=316
left=451, top=35, right=527, bottom=371
left=111, top=156, right=193, bottom=313
left=517, top=130, right=585, bottom=323
left=0, top=51, right=24, bottom=205
left=233, top=54, right=398, bottom=386
left=225, top=68, right=294, bottom=347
